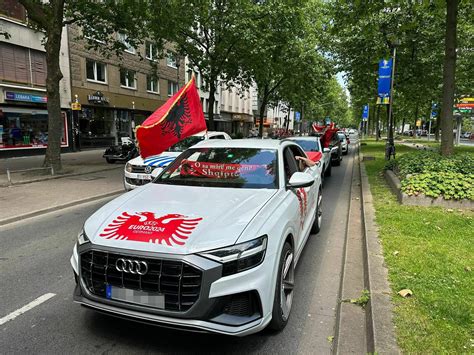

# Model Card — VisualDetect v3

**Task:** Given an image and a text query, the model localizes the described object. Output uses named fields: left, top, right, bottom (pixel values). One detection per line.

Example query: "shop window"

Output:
left=166, top=51, right=177, bottom=68
left=147, top=75, right=159, bottom=93
left=120, top=69, right=136, bottom=89
left=86, top=60, right=107, bottom=83
left=0, top=0, right=27, bottom=22
left=117, top=33, right=135, bottom=54
left=145, top=41, right=158, bottom=60
left=167, top=81, right=178, bottom=96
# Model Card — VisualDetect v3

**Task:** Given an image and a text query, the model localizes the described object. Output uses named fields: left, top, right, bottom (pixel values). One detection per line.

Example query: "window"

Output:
left=1, top=0, right=26, bottom=22
left=0, top=43, right=47, bottom=86
left=166, top=52, right=177, bottom=68
left=167, top=81, right=178, bottom=96
left=86, top=60, right=106, bottom=83
left=145, top=42, right=157, bottom=60
left=117, top=33, right=135, bottom=54
left=147, top=75, right=159, bottom=93
left=120, top=69, right=136, bottom=89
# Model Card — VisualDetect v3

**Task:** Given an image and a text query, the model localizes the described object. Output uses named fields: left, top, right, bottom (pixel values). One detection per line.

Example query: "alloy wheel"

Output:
left=280, top=250, right=294, bottom=321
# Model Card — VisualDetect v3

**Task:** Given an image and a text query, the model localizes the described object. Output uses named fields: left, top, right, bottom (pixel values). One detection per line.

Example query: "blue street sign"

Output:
left=295, top=111, right=301, bottom=122
left=324, top=116, right=331, bottom=125
left=362, top=105, right=369, bottom=121
left=431, top=103, right=438, bottom=119
left=377, top=59, right=393, bottom=103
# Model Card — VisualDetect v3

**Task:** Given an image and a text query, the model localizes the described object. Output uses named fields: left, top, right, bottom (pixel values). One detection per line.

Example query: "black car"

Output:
left=328, top=132, right=343, bottom=166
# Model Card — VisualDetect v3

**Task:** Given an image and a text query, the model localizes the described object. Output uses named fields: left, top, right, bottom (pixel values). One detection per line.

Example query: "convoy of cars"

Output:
left=72, top=127, right=353, bottom=336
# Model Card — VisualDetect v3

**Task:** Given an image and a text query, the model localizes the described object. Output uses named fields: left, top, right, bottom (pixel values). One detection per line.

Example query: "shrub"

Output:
left=385, top=151, right=474, bottom=200
left=401, top=172, right=474, bottom=200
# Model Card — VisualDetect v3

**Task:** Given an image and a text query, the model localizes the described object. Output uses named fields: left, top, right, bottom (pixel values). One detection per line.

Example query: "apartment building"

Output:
left=0, top=3, right=72, bottom=156
left=220, top=83, right=254, bottom=137
left=68, top=25, right=185, bottom=148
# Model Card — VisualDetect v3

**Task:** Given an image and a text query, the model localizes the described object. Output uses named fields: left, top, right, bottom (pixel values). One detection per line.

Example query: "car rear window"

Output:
left=155, top=148, right=278, bottom=189
left=291, top=139, right=319, bottom=152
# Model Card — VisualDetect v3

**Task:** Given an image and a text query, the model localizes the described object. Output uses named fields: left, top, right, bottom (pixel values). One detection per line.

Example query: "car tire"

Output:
left=311, top=189, right=322, bottom=234
left=268, top=242, right=294, bottom=331
left=106, top=157, right=116, bottom=164
left=325, top=163, right=332, bottom=177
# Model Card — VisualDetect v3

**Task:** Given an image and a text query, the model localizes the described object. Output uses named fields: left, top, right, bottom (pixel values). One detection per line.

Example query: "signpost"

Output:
left=295, top=111, right=301, bottom=122
left=377, top=59, right=393, bottom=105
left=362, top=105, right=369, bottom=138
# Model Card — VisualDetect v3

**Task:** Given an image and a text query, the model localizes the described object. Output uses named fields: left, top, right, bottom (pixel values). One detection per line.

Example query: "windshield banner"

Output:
left=180, top=160, right=263, bottom=179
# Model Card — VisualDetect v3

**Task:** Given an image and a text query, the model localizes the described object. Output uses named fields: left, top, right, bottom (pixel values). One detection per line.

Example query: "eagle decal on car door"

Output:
left=99, top=212, right=202, bottom=246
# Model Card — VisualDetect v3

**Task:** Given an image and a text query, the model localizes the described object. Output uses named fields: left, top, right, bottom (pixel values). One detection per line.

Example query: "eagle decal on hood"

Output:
left=99, top=212, right=203, bottom=246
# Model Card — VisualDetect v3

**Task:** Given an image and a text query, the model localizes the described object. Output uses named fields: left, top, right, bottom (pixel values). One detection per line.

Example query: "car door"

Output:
left=283, top=146, right=317, bottom=252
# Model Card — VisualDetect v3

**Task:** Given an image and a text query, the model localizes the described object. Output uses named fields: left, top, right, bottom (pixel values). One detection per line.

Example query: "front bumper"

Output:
left=71, top=244, right=274, bottom=336
left=123, top=172, right=152, bottom=190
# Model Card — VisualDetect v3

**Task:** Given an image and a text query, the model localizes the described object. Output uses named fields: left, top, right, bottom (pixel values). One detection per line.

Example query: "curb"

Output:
left=0, top=189, right=123, bottom=226
left=359, top=150, right=400, bottom=354
left=0, top=166, right=122, bottom=188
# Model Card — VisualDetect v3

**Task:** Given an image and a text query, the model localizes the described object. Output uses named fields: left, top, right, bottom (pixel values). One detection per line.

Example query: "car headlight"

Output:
left=199, top=236, right=267, bottom=276
left=77, top=229, right=90, bottom=245
left=125, top=162, right=133, bottom=173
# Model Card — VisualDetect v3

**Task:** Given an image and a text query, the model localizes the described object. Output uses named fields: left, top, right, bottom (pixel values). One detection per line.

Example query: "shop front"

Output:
left=0, top=90, right=69, bottom=156
left=231, top=113, right=254, bottom=137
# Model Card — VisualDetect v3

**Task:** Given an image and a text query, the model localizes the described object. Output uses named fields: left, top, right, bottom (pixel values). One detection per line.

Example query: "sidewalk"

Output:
left=0, top=149, right=123, bottom=186
left=0, top=166, right=125, bottom=226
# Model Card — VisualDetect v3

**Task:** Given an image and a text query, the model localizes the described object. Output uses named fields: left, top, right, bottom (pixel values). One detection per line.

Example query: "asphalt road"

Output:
left=0, top=138, right=357, bottom=354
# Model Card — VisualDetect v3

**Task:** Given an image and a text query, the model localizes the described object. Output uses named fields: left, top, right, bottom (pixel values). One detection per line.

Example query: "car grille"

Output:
left=131, top=165, right=151, bottom=173
left=80, top=250, right=202, bottom=312
left=125, top=177, right=151, bottom=186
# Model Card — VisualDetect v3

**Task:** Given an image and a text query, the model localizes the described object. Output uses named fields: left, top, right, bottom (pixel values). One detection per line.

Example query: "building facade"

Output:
left=0, top=3, right=72, bottom=156
left=220, top=83, right=254, bottom=137
left=68, top=25, right=185, bottom=148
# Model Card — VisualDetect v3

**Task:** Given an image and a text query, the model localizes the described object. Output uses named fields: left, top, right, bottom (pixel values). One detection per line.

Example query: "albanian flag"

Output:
left=136, top=75, right=206, bottom=159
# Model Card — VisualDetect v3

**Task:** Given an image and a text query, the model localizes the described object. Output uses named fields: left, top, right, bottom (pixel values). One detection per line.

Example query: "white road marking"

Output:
left=0, top=293, right=56, bottom=325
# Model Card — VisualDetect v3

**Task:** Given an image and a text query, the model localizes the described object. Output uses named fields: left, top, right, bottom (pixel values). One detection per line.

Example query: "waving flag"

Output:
left=136, top=75, right=206, bottom=159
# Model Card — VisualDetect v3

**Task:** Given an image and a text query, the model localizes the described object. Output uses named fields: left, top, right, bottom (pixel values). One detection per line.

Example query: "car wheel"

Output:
left=268, top=242, right=294, bottom=331
left=325, top=163, right=332, bottom=177
left=106, top=157, right=115, bottom=164
left=311, top=190, right=322, bottom=234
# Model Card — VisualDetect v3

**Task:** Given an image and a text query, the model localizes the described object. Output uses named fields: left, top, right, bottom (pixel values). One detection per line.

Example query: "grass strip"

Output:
left=361, top=140, right=473, bottom=353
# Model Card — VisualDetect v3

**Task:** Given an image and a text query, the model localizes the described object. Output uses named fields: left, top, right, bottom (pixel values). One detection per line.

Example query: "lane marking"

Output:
left=0, top=293, right=56, bottom=325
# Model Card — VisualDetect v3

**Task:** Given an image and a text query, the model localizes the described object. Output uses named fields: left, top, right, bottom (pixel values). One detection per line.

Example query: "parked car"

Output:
left=103, top=137, right=138, bottom=164
left=286, top=136, right=332, bottom=178
left=71, top=139, right=322, bottom=336
left=123, top=131, right=231, bottom=190
left=337, top=132, right=348, bottom=155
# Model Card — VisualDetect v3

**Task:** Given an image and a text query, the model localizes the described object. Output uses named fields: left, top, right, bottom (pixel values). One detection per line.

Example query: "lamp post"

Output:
left=385, top=38, right=399, bottom=160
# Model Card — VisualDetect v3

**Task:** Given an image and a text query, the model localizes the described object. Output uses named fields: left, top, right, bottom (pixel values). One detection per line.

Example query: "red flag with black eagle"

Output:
left=136, top=75, right=206, bottom=159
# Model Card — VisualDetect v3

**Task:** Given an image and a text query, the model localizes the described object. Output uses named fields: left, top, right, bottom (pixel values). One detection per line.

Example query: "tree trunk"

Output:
left=43, top=0, right=65, bottom=171
left=207, top=78, right=216, bottom=131
left=440, top=0, right=458, bottom=156
left=258, top=84, right=269, bottom=138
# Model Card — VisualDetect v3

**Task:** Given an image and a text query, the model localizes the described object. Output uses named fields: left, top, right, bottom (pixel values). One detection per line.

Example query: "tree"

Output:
left=16, top=0, right=155, bottom=171
left=440, top=0, right=458, bottom=156
left=151, top=1, right=252, bottom=131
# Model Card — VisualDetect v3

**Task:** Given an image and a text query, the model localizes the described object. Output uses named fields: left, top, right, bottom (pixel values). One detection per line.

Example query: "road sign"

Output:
left=325, top=116, right=331, bottom=125
left=71, top=102, right=82, bottom=111
left=295, top=111, right=301, bottom=122
left=377, top=59, right=393, bottom=104
left=362, top=105, right=369, bottom=121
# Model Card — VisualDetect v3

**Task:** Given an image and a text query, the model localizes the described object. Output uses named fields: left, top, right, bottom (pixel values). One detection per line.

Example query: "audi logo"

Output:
left=115, top=258, right=148, bottom=275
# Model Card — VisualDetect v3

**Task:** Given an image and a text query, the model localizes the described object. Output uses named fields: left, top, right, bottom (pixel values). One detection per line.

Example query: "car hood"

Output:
left=127, top=152, right=182, bottom=168
left=84, top=184, right=277, bottom=255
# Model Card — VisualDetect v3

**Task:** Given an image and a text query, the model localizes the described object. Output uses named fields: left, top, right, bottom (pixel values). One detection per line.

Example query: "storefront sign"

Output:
left=5, top=91, right=47, bottom=103
left=87, top=91, right=109, bottom=105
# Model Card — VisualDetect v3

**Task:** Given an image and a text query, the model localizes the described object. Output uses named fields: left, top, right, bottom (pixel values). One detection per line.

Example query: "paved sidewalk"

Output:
left=0, top=167, right=125, bottom=226
left=0, top=149, right=123, bottom=186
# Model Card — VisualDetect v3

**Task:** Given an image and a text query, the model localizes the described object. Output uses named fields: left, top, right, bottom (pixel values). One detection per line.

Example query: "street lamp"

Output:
left=386, top=37, right=400, bottom=160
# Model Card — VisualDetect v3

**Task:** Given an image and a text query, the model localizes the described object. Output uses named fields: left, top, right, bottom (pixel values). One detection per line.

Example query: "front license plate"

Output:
left=137, top=174, right=152, bottom=180
left=106, top=285, right=165, bottom=308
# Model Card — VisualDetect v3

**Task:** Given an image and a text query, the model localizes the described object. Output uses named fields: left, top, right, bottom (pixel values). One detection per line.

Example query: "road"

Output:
left=1, top=140, right=358, bottom=354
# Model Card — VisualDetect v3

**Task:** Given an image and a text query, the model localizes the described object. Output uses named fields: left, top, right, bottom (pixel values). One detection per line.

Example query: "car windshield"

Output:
left=155, top=148, right=278, bottom=189
left=166, top=136, right=205, bottom=152
left=291, top=139, right=319, bottom=152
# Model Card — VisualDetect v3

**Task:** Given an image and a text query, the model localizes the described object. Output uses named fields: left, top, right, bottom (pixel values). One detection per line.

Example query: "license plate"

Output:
left=106, top=285, right=165, bottom=308
left=137, top=174, right=152, bottom=180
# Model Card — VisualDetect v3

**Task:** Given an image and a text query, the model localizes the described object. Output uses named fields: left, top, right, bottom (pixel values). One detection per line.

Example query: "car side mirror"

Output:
left=287, top=172, right=314, bottom=189
left=323, top=148, right=330, bottom=153
left=151, top=167, right=163, bottom=179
